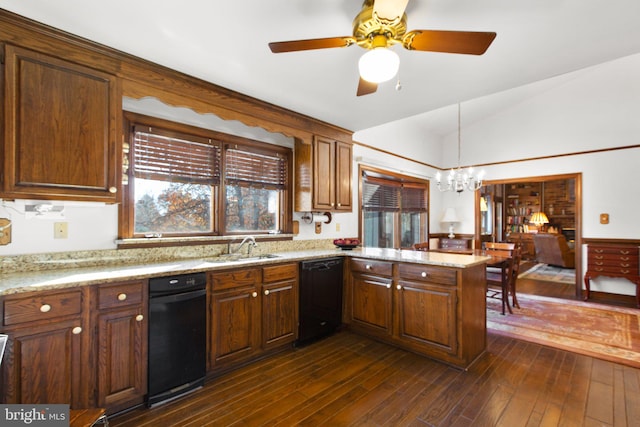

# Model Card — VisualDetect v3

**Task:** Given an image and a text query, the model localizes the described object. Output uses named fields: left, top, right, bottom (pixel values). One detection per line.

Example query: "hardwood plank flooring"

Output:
left=110, top=277, right=639, bottom=426
left=110, top=328, right=640, bottom=427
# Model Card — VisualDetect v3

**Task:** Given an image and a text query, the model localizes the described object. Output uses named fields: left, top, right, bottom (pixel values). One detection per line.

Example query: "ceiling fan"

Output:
left=268, top=0, right=496, bottom=96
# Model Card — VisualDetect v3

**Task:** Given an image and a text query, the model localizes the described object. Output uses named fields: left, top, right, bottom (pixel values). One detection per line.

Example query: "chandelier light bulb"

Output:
left=359, top=48, right=400, bottom=83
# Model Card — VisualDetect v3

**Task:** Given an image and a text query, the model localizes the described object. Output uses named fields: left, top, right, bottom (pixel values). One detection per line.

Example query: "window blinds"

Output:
left=362, top=173, right=427, bottom=212
left=224, top=144, right=287, bottom=189
left=133, top=125, right=221, bottom=184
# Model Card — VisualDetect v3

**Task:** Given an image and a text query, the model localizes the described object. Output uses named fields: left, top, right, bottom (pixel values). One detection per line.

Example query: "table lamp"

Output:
left=441, top=208, right=460, bottom=239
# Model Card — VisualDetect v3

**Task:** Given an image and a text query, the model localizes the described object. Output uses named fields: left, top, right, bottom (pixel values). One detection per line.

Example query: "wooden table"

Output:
left=430, top=248, right=513, bottom=315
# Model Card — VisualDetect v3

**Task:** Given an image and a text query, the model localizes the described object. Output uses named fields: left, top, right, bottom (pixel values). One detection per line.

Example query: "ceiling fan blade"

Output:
left=373, top=0, right=410, bottom=21
left=357, top=78, right=378, bottom=97
left=403, top=30, right=497, bottom=55
left=269, top=36, right=355, bottom=53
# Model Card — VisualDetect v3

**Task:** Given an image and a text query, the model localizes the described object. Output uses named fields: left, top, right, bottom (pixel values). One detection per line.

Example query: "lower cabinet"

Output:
left=347, top=258, right=486, bottom=368
left=208, top=263, right=298, bottom=373
left=0, top=287, right=93, bottom=408
left=94, top=281, right=147, bottom=414
left=349, top=259, right=393, bottom=338
left=0, top=281, right=147, bottom=414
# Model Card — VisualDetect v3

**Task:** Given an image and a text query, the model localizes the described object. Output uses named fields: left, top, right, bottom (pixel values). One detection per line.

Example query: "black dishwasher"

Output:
left=297, top=257, right=344, bottom=346
left=148, top=272, right=206, bottom=407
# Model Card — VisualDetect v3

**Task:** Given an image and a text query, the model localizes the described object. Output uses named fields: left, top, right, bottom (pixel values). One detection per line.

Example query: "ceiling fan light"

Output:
left=358, top=48, right=399, bottom=83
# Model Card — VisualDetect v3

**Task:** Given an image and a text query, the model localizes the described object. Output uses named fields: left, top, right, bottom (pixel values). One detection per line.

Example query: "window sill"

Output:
left=116, top=234, right=294, bottom=249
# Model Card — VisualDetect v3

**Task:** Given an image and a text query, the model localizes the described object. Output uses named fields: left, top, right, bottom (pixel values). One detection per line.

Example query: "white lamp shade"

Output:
left=358, top=48, right=400, bottom=83
left=441, top=207, right=460, bottom=223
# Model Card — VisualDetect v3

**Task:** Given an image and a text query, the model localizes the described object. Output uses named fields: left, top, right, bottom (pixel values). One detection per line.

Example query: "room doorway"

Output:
left=474, top=173, right=582, bottom=299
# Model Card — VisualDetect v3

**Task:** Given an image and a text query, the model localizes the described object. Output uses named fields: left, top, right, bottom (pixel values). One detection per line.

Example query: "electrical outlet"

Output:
left=336, top=223, right=341, bottom=232
left=315, top=222, right=322, bottom=234
left=54, top=222, right=68, bottom=239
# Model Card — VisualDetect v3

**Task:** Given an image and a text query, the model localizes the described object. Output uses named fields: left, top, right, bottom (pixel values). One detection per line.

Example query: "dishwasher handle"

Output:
left=149, top=288, right=206, bottom=303
left=301, top=258, right=343, bottom=271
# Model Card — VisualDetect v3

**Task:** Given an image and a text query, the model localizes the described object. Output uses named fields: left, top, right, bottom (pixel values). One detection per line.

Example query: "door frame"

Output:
left=474, top=173, right=582, bottom=299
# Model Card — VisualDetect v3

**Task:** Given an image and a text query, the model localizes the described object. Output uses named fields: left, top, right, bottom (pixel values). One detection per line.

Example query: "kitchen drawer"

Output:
left=3, top=289, right=82, bottom=326
left=263, top=263, right=297, bottom=283
left=97, top=281, right=144, bottom=309
left=350, top=258, right=393, bottom=277
left=210, top=268, right=260, bottom=291
left=398, top=263, right=457, bottom=286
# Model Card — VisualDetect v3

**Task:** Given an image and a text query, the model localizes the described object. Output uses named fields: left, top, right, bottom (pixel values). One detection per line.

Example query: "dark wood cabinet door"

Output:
left=3, top=44, right=119, bottom=201
left=1, top=320, right=88, bottom=407
left=210, top=286, right=261, bottom=369
left=334, top=141, right=352, bottom=211
left=262, top=279, right=298, bottom=350
left=312, top=136, right=336, bottom=210
left=396, top=281, right=458, bottom=354
left=350, top=274, right=393, bottom=336
left=96, top=306, right=147, bottom=413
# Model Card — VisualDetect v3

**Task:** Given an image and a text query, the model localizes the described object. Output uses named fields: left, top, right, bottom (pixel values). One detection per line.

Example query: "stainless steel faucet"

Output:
left=229, top=236, right=257, bottom=256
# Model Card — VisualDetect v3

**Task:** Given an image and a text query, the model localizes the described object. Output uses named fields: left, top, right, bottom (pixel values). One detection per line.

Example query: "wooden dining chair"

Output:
left=486, top=242, right=521, bottom=312
left=484, top=242, right=521, bottom=314
left=412, top=242, right=430, bottom=251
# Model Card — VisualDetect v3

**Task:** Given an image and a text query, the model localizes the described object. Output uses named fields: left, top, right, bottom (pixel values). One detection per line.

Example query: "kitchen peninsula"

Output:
left=0, top=247, right=489, bottom=414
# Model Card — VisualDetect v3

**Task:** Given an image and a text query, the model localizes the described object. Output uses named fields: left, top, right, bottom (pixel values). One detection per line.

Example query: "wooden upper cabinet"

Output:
left=2, top=44, right=120, bottom=202
left=296, top=136, right=352, bottom=212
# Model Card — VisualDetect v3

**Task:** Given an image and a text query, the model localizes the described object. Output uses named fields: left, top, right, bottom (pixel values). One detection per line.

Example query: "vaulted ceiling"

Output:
left=2, top=0, right=640, bottom=137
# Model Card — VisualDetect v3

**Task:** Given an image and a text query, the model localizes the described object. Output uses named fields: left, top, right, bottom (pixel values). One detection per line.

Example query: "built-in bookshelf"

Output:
left=505, top=182, right=542, bottom=233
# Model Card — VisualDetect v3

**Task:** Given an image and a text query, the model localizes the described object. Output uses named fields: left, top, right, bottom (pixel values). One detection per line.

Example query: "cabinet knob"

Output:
left=118, top=293, right=127, bottom=301
left=40, top=304, right=51, bottom=313
left=72, top=326, right=82, bottom=335
left=421, top=272, right=427, bottom=278
left=264, top=289, right=270, bottom=296
left=337, top=203, right=341, bottom=207
left=136, top=314, right=144, bottom=322
left=365, top=265, right=371, bottom=270
left=252, top=291, right=258, bottom=298
left=109, top=186, right=117, bottom=193
left=386, top=284, right=391, bottom=289
left=396, top=285, right=402, bottom=290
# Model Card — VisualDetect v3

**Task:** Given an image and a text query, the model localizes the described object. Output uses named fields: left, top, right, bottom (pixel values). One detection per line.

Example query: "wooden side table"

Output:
left=584, top=243, right=640, bottom=307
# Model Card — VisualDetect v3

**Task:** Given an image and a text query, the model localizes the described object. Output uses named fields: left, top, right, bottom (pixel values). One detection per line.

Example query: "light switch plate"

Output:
left=600, top=213, right=609, bottom=224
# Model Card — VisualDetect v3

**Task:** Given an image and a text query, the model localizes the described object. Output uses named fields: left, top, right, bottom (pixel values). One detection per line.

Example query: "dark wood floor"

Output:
left=110, top=277, right=640, bottom=427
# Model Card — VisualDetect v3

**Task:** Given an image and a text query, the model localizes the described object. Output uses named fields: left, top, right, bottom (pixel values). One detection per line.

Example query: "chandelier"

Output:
left=436, top=103, right=484, bottom=193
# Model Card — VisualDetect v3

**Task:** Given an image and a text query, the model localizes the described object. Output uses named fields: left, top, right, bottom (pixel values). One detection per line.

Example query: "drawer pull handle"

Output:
left=118, top=293, right=127, bottom=301
left=365, top=265, right=371, bottom=270
left=621, top=257, right=630, bottom=261
left=595, top=262, right=603, bottom=266
left=621, top=269, right=630, bottom=274
left=621, top=263, right=630, bottom=268
left=421, top=272, right=427, bottom=278
left=40, top=304, right=51, bottom=313
left=252, top=292, right=258, bottom=298
left=136, top=314, right=144, bottom=322
left=594, top=249, right=603, bottom=253
left=109, top=186, right=117, bottom=194
left=396, top=285, right=402, bottom=290
left=386, top=284, right=391, bottom=289
left=264, top=289, right=270, bottom=296
left=72, top=326, right=82, bottom=335
left=621, top=250, right=630, bottom=255
left=595, top=255, right=603, bottom=260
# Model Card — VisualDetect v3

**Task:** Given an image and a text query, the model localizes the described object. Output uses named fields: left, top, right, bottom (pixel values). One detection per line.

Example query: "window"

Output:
left=361, top=168, right=429, bottom=249
left=224, top=143, right=287, bottom=234
left=122, top=113, right=291, bottom=239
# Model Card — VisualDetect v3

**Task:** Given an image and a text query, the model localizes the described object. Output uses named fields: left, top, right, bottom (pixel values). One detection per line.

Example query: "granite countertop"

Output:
left=0, top=248, right=490, bottom=296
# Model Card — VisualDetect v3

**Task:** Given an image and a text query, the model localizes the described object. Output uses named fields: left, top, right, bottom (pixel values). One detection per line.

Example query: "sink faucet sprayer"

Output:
left=229, top=236, right=257, bottom=256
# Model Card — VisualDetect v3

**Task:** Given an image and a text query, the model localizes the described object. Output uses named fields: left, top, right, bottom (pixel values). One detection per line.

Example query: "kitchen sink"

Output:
left=202, top=253, right=280, bottom=264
